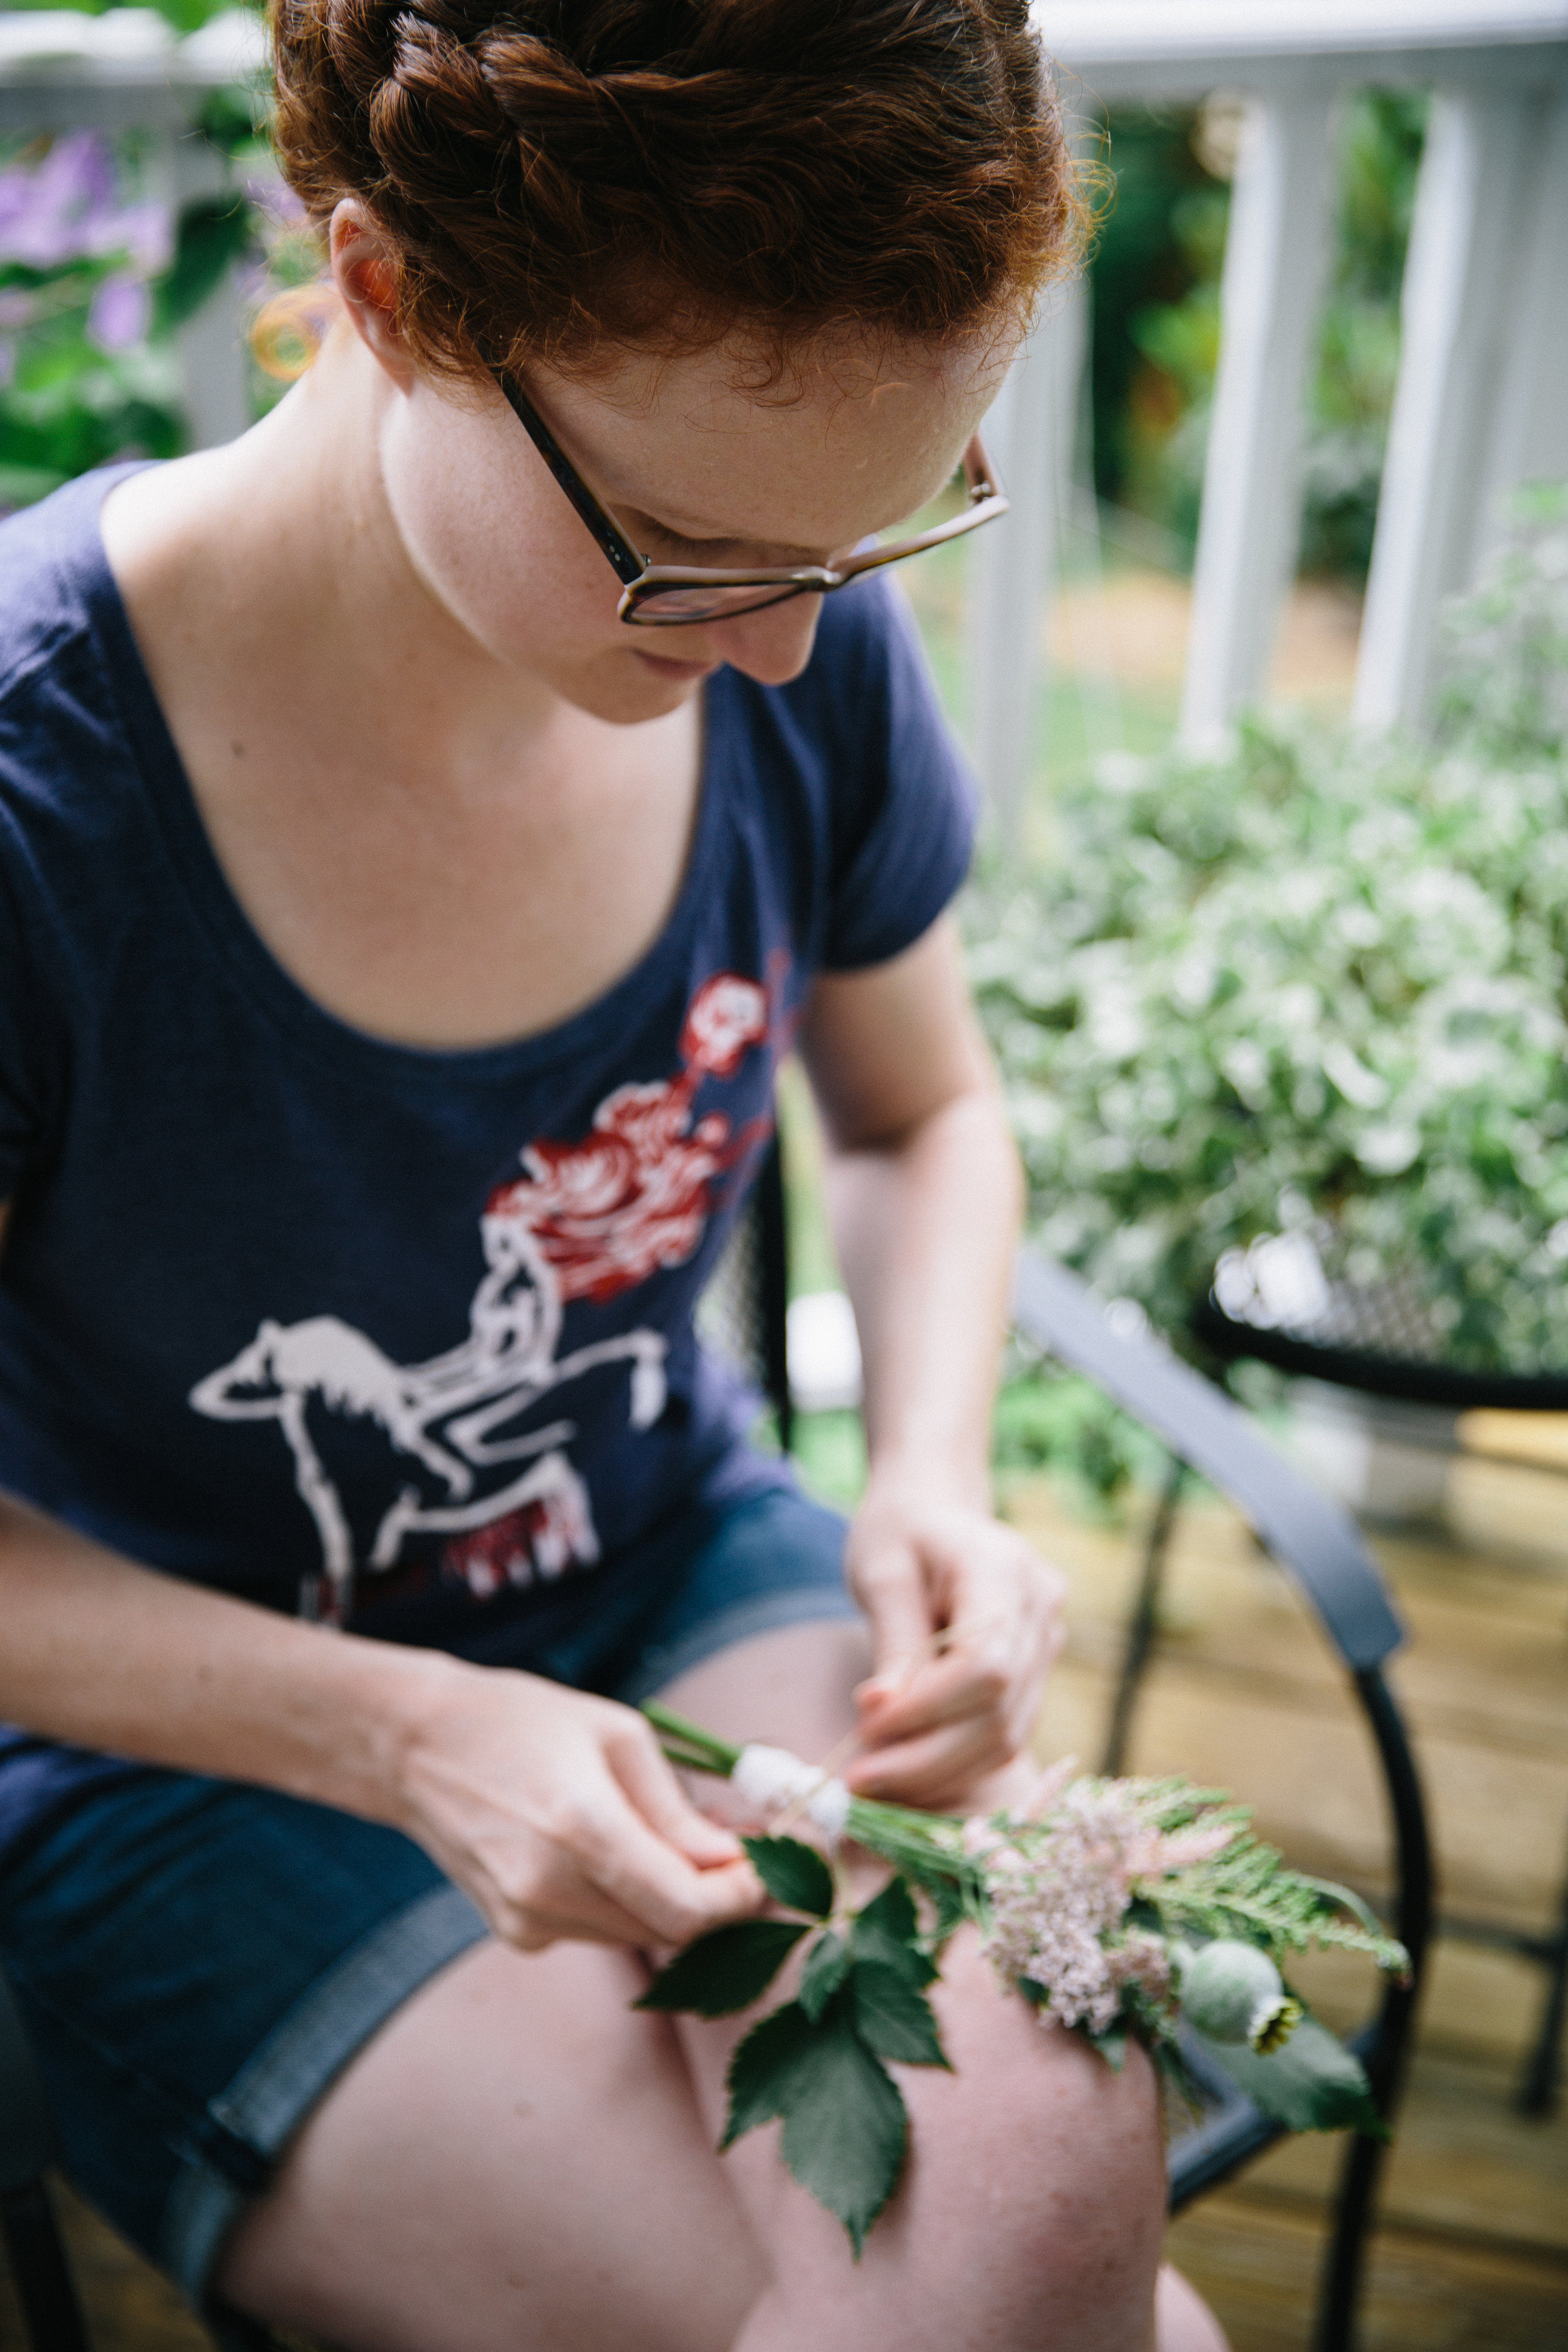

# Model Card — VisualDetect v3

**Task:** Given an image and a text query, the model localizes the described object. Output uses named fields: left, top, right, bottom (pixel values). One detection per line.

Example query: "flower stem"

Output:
left=641, top=1699, right=743, bottom=1778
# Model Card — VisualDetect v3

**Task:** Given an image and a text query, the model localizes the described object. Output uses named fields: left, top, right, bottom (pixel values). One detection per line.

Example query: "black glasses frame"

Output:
left=494, top=367, right=1008, bottom=628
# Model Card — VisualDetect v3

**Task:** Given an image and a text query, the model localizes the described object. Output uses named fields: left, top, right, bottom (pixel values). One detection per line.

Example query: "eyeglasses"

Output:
left=494, top=368, right=1008, bottom=628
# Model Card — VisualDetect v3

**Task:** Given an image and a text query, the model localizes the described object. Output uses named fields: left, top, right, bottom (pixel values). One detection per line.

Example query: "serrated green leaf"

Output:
left=778, top=2004, right=909, bottom=2256
left=799, top=1930, right=852, bottom=2021
left=852, top=1876, right=937, bottom=1985
left=1188, top=2015, right=1388, bottom=2137
left=743, top=1835, right=835, bottom=1918
left=635, top=1920, right=808, bottom=2017
left=722, top=2000, right=820, bottom=2145
left=721, top=1997, right=912, bottom=2253
left=849, top=1959, right=950, bottom=2068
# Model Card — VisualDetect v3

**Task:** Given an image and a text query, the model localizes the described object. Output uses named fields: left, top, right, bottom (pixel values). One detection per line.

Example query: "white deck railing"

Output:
left=3, top=4, right=1566, bottom=802
left=970, top=0, right=1568, bottom=829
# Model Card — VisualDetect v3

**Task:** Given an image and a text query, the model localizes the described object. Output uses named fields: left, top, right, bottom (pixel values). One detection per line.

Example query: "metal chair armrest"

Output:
left=1010, top=1247, right=1405, bottom=1673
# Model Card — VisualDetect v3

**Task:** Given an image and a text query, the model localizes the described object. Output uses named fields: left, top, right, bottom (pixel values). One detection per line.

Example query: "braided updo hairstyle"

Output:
left=269, top=0, right=1082, bottom=381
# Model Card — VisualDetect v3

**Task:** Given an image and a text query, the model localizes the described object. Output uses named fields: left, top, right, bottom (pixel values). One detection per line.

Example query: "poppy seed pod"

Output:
left=1177, top=1939, right=1303, bottom=2055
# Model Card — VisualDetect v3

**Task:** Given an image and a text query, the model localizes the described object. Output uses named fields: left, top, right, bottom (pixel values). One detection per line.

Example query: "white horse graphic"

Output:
left=191, top=972, right=771, bottom=1621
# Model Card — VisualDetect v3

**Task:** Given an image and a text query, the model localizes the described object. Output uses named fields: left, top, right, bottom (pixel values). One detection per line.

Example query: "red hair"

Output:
left=268, top=0, right=1083, bottom=381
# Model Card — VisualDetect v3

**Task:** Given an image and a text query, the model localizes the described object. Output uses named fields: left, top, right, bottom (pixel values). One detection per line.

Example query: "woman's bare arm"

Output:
left=797, top=917, right=1066, bottom=1804
left=0, top=1190, right=758, bottom=1947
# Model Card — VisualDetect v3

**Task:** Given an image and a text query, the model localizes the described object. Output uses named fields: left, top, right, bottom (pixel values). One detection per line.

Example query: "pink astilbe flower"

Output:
left=969, top=1774, right=1234, bottom=2034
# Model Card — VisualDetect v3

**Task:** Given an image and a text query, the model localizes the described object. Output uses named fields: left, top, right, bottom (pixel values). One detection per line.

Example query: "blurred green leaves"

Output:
left=967, top=497, right=1568, bottom=1379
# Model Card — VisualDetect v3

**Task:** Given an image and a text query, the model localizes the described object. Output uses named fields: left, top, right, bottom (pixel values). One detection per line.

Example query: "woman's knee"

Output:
left=720, top=1930, right=1170, bottom=2349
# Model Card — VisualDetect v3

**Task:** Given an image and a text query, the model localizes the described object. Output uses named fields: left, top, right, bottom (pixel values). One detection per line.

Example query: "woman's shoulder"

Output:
left=0, top=467, right=146, bottom=760
left=0, top=467, right=162, bottom=837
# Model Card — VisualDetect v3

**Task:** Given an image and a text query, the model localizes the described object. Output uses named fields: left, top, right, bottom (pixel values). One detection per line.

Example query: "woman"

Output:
left=0, top=3, right=1226, bottom=2346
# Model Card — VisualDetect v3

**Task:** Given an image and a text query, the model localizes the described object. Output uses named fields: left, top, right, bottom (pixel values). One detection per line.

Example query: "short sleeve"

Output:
left=820, top=578, right=978, bottom=972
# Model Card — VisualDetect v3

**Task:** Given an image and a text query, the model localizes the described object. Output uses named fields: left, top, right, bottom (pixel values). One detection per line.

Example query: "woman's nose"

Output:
left=706, top=593, right=824, bottom=687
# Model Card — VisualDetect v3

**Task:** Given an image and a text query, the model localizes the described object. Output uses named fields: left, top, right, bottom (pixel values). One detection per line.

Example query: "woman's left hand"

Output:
left=840, top=1476, right=1067, bottom=1809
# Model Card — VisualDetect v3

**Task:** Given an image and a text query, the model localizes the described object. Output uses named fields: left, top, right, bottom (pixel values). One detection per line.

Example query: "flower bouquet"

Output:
left=638, top=1700, right=1410, bottom=2253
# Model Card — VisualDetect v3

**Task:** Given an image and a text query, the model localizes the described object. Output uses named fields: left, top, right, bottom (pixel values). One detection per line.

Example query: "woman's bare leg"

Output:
left=220, top=1618, right=1227, bottom=2351
left=218, top=1935, right=763, bottom=2352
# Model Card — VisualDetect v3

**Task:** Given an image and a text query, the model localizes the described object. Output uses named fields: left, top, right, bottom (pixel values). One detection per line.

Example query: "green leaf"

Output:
left=1090, top=2025, right=1129, bottom=2074
left=722, top=1998, right=913, bottom=2254
left=852, top=1876, right=937, bottom=1986
left=635, top=1920, right=808, bottom=2018
left=925, top=1875, right=972, bottom=1948
left=1188, top=2015, right=1389, bottom=2138
left=744, top=1835, right=835, bottom=1918
left=849, top=1959, right=950, bottom=2068
left=722, top=2000, right=822, bottom=2146
left=799, top=1930, right=852, bottom=2021
left=154, top=194, right=254, bottom=334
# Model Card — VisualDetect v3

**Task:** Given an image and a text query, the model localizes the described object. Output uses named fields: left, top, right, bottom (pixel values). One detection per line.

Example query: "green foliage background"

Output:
left=1087, top=92, right=1427, bottom=581
left=968, top=496, right=1568, bottom=1383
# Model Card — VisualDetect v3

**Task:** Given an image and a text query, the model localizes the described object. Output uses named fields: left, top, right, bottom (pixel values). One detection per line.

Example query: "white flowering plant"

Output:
left=639, top=1702, right=1409, bottom=2253
left=966, top=491, right=1568, bottom=1384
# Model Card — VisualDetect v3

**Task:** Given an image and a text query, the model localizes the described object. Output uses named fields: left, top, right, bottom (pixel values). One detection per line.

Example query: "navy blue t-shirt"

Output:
left=0, top=465, right=975, bottom=1862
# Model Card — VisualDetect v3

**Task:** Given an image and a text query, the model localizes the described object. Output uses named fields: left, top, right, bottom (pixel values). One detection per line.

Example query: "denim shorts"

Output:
left=0, top=1485, right=856, bottom=2326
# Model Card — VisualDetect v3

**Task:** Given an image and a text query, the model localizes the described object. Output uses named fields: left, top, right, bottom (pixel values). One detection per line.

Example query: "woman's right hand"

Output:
left=393, top=1661, right=764, bottom=1952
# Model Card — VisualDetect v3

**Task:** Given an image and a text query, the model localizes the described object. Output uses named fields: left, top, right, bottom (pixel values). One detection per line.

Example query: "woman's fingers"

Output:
left=606, top=1718, right=749, bottom=1868
left=843, top=1712, right=1012, bottom=1807
left=851, top=1546, right=937, bottom=1693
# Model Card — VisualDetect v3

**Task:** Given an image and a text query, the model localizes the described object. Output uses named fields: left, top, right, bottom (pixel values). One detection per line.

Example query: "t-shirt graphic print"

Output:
left=190, top=974, right=770, bottom=1622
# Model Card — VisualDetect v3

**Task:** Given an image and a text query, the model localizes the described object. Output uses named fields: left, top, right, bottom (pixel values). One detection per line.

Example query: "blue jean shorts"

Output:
left=0, top=1485, right=856, bottom=2325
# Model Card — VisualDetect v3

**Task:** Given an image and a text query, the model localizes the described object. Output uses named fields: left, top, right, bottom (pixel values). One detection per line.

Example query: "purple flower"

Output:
left=0, top=133, right=169, bottom=274
left=87, top=270, right=149, bottom=354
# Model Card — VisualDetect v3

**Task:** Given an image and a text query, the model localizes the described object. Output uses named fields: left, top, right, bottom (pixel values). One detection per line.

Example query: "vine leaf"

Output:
left=636, top=1920, right=808, bottom=2018
left=799, top=1930, right=852, bottom=2021
left=849, top=1959, right=950, bottom=2069
left=722, top=1995, right=911, bottom=2255
left=744, top=1835, right=835, bottom=1919
left=852, top=1876, right=937, bottom=1986
left=1189, top=2014, right=1388, bottom=2138
left=723, top=2000, right=821, bottom=2144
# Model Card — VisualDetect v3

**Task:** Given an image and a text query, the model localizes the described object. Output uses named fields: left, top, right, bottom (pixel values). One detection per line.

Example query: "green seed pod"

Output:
left=1178, top=1939, right=1301, bottom=2053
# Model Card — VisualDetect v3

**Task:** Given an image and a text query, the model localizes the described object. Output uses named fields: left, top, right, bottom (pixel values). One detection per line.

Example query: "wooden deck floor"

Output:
left=1010, top=1452, right=1568, bottom=2352
left=3, top=1454, right=1565, bottom=2351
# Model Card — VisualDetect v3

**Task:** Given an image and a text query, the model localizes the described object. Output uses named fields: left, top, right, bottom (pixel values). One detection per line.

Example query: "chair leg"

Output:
left=1100, top=1454, right=1184, bottom=1778
left=1519, top=1825, right=1568, bottom=2117
left=1, top=2180, right=92, bottom=2352
left=1311, top=2127, right=1388, bottom=2352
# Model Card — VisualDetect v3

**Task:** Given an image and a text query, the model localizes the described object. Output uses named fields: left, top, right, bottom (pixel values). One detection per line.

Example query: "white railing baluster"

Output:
left=968, top=277, right=1086, bottom=839
left=1352, top=87, right=1552, bottom=728
left=1179, top=90, right=1336, bottom=741
left=1473, top=87, right=1568, bottom=560
left=169, top=128, right=251, bottom=452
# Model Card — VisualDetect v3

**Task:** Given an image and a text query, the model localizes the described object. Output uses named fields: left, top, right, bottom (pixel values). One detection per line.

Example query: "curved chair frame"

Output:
left=1012, top=1249, right=1434, bottom=2352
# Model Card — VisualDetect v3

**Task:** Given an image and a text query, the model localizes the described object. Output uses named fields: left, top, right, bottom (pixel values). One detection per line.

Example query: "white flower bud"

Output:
left=1178, top=1939, right=1301, bottom=2053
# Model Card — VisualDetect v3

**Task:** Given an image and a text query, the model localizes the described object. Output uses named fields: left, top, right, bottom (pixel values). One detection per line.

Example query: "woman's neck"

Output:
left=106, top=331, right=573, bottom=798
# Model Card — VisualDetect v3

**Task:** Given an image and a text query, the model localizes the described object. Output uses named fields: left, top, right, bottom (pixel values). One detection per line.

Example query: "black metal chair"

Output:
left=1009, top=1250, right=1433, bottom=2352
left=1192, top=1269, right=1567, bottom=2118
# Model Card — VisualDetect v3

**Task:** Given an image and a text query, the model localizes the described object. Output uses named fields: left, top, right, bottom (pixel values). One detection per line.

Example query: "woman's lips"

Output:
left=632, top=647, right=719, bottom=683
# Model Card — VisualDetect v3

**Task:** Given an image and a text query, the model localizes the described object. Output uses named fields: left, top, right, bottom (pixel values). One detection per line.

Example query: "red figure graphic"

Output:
left=194, top=972, right=775, bottom=1618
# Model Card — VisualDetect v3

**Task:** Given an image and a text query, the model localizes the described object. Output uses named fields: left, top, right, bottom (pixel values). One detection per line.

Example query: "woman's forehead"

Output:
left=536, top=328, right=1010, bottom=544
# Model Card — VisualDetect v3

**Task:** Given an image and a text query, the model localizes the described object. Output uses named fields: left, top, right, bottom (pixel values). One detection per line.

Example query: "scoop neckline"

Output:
left=77, top=465, right=731, bottom=1092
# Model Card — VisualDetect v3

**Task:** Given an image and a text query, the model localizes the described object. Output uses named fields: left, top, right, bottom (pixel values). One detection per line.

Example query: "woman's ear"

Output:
left=329, top=198, right=416, bottom=390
